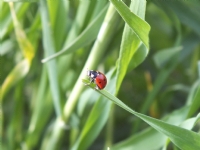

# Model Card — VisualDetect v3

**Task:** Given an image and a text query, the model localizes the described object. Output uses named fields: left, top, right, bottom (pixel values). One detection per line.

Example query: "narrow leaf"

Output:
left=110, top=0, right=150, bottom=49
left=187, top=81, right=200, bottom=117
left=40, top=0, right=62, bottom=117
left=42, top=5, right=108, bottom=63
left=115, top=0, right=149, bottom=92
left=112, top=106, right=190, bottom=150
left=9, top=2, right=35, bottom=61
left=82, top=79, right=200, bottom=150
left=1, top=60, right=30, bottom=100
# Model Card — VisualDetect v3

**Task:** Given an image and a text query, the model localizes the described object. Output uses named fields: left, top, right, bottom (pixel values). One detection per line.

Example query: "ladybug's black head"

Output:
left=87, top=70, right=98, bottom=78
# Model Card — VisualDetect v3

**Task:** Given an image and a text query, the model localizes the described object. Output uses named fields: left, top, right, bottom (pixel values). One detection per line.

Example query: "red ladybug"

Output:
left=87, top=70, right=107, bottom=90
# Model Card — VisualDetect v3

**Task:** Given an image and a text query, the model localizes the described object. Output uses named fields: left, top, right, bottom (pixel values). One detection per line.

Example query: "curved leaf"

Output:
left=112, top=106, right=190, bottom=150
left=1, top=59, right=30, bottom=100
left=82, top=79, right=200, bottom=150
left=110, top=0, right=150, bottom=49
left=10, top=2, right=35, bottom=62
left=113, top=0, right=150, bottom=92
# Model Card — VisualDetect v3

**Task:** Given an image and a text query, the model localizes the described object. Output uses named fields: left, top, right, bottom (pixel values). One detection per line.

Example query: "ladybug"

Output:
left=87, top=70, right=107, bottom=90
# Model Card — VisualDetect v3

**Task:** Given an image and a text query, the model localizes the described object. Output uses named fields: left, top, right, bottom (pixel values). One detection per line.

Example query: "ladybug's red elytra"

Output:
left=87, top=70, right=107, bottom=90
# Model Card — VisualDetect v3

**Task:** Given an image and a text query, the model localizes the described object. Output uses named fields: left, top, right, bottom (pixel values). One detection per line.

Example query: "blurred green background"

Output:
left=1, top=0, right=200, bottom=150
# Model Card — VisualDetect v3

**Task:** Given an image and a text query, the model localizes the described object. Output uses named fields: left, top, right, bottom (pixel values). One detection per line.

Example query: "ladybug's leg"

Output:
left=84, top=77, right=94, bottom=86
left=95, top=86, right=99, bottom=90
left=89, top=78, right=94, bottom=83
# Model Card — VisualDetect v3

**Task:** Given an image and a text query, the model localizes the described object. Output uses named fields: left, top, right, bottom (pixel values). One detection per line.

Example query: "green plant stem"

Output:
left=63, top=4, right=119, bottom=122
left=105, top=103, right=115, bottom=148
left=42, top=4, right=121, bottom=150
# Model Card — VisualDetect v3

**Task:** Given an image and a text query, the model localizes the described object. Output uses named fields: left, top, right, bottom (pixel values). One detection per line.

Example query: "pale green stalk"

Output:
left=42, top=4, right=120, bottom=150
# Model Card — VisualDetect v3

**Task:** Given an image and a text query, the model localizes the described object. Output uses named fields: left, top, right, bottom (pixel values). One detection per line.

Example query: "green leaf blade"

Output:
left=114, top=0, right=150, bottom=92
left=41, top=5, right=108, bottom=63
left=40, top=0, right=62, bottom=117
left=110, top=0, right=150, bottom=49
left=82, top=79, right=200, bottom=150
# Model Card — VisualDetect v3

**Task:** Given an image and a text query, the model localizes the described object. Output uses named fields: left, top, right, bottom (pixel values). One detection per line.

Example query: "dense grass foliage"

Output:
left=1, top=0, right=200, bottom=150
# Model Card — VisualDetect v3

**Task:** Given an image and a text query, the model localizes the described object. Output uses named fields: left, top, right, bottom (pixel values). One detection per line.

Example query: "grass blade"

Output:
left=82, top=79, right=200, bottom=150
left=40, top=0, right=62, bottom=117
left=112, top=106, right=189, bottom=150
left=42, top=4, right=108, bottom=63
left=110, top=0, right=150, bottom=49
left=115, top=0, right=149, bottom=93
